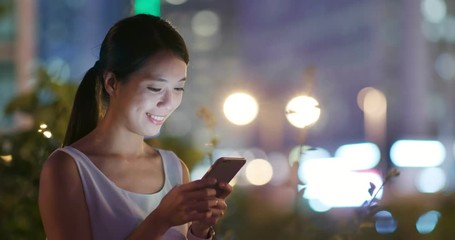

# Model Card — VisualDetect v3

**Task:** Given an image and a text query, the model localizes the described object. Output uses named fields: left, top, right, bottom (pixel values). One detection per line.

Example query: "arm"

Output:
left=182, top=160, right=233, bottom=239
left=180, top=161, right=212, bottom=238
left=39, top=150, right=92, bottom=240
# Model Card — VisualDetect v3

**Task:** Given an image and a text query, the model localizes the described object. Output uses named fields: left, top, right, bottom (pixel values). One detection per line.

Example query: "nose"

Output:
left=157, top=90, right=173, bottom=110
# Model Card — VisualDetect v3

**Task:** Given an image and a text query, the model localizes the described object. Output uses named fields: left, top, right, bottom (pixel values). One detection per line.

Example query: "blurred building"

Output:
left=1, top=0, right=455, bottom=190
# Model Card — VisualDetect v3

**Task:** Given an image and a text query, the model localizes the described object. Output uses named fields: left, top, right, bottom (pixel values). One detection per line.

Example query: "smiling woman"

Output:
left=38, top=14, right=232, bottom=240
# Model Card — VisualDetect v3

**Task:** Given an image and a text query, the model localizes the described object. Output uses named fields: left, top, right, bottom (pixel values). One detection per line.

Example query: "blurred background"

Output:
left=1, top=0, right=455, bottom=239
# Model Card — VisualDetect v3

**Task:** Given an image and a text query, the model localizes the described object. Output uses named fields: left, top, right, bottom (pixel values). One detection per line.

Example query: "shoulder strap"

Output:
left=160, top=150, right=183, bottom=186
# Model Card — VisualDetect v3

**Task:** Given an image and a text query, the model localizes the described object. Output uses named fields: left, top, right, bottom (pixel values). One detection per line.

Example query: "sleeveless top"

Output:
left=59, top=146, right=188, bottom=240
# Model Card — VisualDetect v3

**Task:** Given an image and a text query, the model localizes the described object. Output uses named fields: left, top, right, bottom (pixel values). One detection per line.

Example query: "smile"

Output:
left=146, top=112, right=166, bottom=124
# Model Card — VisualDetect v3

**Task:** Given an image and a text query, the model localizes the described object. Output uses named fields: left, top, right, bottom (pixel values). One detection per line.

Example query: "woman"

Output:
left=39, top=14, right=231, bottom=240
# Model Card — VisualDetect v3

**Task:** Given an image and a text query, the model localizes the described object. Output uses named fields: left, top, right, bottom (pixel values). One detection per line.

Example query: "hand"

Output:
left=153, top=178, right=218, bottom=229
left=215, top=182, right=233, bottom=199
left=190, top=182, right=233, bottom=237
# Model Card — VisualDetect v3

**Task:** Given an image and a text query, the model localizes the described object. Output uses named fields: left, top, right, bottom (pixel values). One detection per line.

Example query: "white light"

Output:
left=299, top=157, right=382, bottom=183
left=390, top=140, right=445, bottom=167
left=40, top=123, right=48, bottom=129
left=289, top=146, right=331, bottom=163
left=223, top=92, right=258, bottom=126
left=308, top=199, right=331, bottom=212
left=334, top=142, right=381, bottom=170
left=43, top=131, right=52, bottom=138
left=191, top=10, right=220, bottom=37
left=245, top=159, right=273, bottom=186
left=421, top=0, right=447, bottom=24
left=302, top=170, right=383, bottom=207
left=416, top=167, right=446, bottom=193
left=285, top=96, right=320, bottom=128
left=416, top=210, right=441, bottom=234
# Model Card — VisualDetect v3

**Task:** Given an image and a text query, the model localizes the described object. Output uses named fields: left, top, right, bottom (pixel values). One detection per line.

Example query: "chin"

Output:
left=143, top=129, right=161, bottom=139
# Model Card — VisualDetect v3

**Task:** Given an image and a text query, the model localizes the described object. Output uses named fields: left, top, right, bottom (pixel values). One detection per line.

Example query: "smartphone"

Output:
left=202, top=157, right=246, bottom=184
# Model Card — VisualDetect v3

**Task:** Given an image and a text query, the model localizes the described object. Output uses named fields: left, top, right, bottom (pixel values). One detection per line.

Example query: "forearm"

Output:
left=127, top=211, right=170, bottom=240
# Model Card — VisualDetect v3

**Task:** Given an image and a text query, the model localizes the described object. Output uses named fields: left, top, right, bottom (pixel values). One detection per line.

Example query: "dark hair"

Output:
left=63, top=14, right=189, bottom=146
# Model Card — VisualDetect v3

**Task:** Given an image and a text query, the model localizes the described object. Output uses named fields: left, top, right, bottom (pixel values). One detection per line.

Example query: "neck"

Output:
left=81, top=117, right=149, bottom=158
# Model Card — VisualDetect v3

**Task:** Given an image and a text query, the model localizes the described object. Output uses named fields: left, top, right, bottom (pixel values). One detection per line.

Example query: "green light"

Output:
left=135, top=0, right=160, bottom=16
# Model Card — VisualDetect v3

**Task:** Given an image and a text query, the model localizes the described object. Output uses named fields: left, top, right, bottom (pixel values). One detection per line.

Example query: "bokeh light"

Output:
left=334, top=142, right=381, bottom=170
left=245, top=159, right=273, bottom=186
left=434, top=52, right=455, bottom=81
left=190, top=161, right=211, bottom=181
left=43, top=131, right=52, bottom=138
left=223, top=92, right=258, bottom=126
left=288, top=145, right=331, bottom=166
left=375, top=210, right=398, bottom=234
left=357, top=87, right=387, bottom=116
left=416, top=167, right=446, bottom=193
left=302, top=168, right=383, bottom=208
left=191, top=10, right=220, bottom=37
left=421, top=0, right=447, bottom=24
left=308, top=199, right=332, bottom=212
left=1, top=154, right=13, bottom=163
left=285, top=96, right=320, bottom=128
left=165, top=0, right=187, bottom=5
left=416, top=210, right=441, bottom=234
left=390, top=140, right=446, bottom=167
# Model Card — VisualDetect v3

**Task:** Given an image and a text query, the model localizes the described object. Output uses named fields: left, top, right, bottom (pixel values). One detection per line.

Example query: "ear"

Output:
left=103, top=71, right=118, bottom=96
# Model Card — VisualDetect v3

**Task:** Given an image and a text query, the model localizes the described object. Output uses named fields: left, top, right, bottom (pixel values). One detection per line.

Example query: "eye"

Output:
left=147, top=87, right=161, bottom=92
left=174, top=87, right=185, bottom=92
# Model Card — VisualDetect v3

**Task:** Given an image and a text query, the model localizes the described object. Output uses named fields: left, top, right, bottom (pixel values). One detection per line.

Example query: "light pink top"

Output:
left=59, top=146, right=187, bottom=240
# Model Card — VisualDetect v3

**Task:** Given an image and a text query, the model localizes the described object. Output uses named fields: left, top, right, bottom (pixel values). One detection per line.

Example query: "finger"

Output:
left=179, top=179, right=217, bottom=192
left=187, top=210, right=214, bottom=222
left=212, top=199, right=227, bottom=210
left=216, top=183, right=233, bottom=199
left=186, top=199, right=219, bottom=212
left=208, top=208, right=224, bottom=218
left=183, top=188, right=217, bottom=202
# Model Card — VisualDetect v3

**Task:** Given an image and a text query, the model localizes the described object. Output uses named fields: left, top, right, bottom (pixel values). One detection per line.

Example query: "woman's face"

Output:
left=109, top=51, right=187, bottom=137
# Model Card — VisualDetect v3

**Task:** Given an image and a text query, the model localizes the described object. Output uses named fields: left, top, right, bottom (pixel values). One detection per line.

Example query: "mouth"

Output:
left=146, top=112, right=166, bottom=125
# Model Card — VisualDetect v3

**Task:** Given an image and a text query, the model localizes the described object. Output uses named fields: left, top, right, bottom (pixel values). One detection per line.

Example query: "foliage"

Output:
left=0, top=68, right=77, bottom=239
left=0, top=68, right=207, bottom=238
left=196, top=106, right=219, bottom=164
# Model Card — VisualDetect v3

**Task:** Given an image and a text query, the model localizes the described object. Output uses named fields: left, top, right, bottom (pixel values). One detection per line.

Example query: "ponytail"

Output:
left=62, top=63, right=102, bottom=146
left=62, top=14, right=190, bottom=146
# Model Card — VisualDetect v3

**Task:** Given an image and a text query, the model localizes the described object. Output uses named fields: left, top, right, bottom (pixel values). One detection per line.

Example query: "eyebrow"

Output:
left=152, top=77, right=187, bottom=82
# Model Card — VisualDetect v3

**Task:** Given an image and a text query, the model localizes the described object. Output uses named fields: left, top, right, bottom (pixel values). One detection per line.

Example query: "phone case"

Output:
left=202, top=157, right=246, bottom=183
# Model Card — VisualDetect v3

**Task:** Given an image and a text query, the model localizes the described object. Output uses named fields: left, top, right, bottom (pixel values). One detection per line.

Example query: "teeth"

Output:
left=146, top=113, right=165, bottom=121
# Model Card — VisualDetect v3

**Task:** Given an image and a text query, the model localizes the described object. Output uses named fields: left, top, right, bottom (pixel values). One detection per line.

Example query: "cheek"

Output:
left=130, top=94, right=155, bottom=111
left=173, top=94, right=183, bottom=109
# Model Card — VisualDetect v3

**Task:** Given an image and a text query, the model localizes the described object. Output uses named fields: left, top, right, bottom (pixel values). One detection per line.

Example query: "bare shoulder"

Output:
left=39, top=148, right=92, bottom=239
left=41, top=149, right=79, bottom=181
left=39, top=148, right=82, bottom=202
